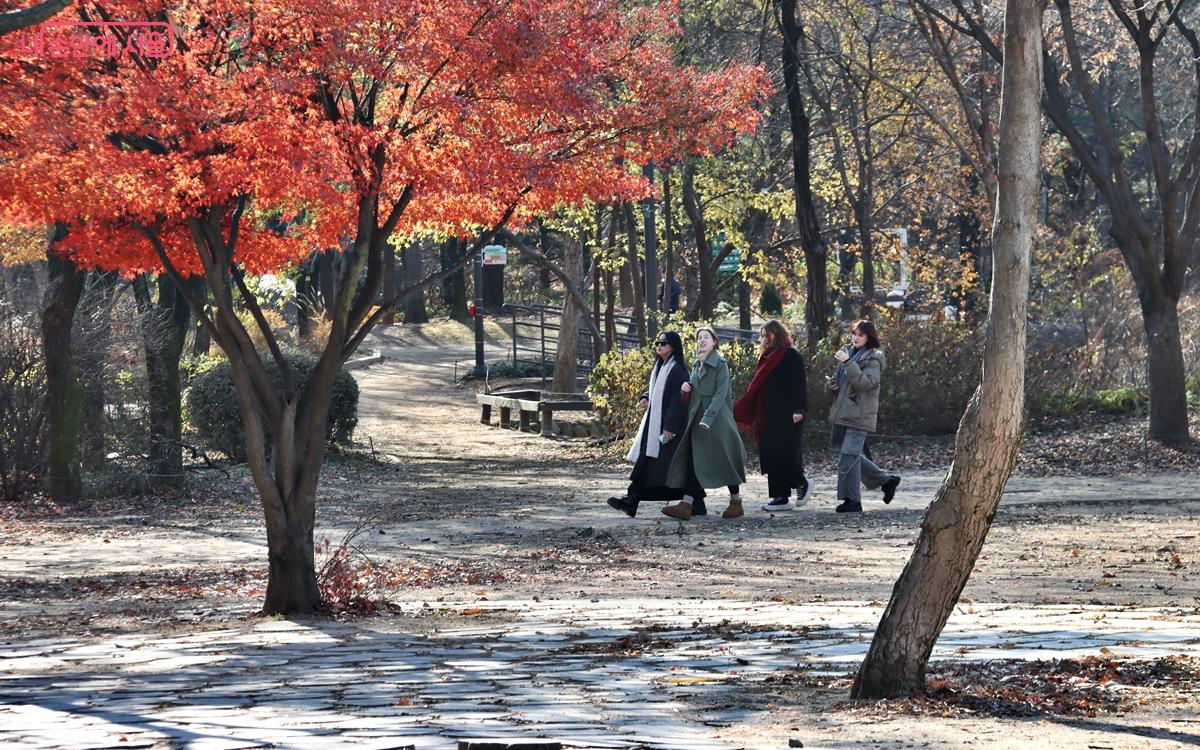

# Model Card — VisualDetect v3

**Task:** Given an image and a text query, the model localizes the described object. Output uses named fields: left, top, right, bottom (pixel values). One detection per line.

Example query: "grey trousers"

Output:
left=831, top=425, right=890, bottom=504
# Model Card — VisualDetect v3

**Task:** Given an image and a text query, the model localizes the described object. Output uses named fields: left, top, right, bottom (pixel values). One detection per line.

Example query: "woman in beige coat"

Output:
left=828, top=319, right=900, bottom=513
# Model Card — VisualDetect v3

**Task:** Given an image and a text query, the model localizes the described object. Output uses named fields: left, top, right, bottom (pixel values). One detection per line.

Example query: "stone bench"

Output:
left=476, top=390, right=594, bottom=437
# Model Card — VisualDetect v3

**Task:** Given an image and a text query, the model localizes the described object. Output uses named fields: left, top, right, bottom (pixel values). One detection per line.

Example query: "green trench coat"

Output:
left=667, top=351, right=747, bottom=489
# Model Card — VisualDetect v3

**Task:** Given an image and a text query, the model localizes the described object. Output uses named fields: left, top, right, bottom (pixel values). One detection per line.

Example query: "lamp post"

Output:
left=469, top=248, right=487, bottom=378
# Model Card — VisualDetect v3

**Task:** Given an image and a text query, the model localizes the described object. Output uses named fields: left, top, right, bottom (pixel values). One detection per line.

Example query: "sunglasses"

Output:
left=654, top=340, right=670, bottom=346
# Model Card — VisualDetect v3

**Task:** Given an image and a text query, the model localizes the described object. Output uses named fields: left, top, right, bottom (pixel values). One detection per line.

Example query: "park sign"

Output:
left=482, top=245, right=508, bottom=266
left=709, top=232, right=740, bottom=273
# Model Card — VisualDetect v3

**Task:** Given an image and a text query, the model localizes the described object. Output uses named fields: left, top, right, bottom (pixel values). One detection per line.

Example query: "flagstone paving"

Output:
left=2, top=599, right=1198, bottom=749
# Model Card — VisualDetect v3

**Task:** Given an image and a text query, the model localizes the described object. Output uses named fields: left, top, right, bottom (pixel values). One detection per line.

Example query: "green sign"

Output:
left=718, top=249, right=740, bottom=273
left=709, top=232, right=740, bottom=273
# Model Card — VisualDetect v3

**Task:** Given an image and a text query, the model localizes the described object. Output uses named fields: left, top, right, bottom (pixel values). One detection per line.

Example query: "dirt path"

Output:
left=2, top=323, right=1198, bottom=749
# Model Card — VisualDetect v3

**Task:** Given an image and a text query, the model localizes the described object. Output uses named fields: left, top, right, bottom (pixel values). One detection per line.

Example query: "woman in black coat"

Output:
left=607, top=331, right=693, bottom=517
left=733, top=320, right=811, bottom=511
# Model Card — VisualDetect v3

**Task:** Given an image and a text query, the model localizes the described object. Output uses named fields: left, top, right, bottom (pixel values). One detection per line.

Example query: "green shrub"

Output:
left=760, top=283, right=783, bottom=316
left=1034, top=386, right=1147, bottom=419
left=588, top=318, right=758, bottom=442
left=486, top=359, right=550, bottom=379
left=806, top=311, right=983, bottom=436
left=186, top=351, right=358, bottom=462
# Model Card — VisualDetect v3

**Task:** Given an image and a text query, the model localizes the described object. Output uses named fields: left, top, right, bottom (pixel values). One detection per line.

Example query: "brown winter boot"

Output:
left=722, top=496, right=744, bottom=519
left=662, top=502, right=693, bottom=520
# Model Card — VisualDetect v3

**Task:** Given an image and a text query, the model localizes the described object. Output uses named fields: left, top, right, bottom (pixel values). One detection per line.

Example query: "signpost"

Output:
left=469, top=248, right=487, bottom=378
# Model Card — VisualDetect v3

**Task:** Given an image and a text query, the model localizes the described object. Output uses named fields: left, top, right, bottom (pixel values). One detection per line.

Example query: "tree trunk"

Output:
left=641, top=165, right=659, bottom=341
left=42, top=231, right=85, bottom=503
left=778, top=0, right=830, bottom=353
left=382, top=242, right=396, bottom=325
left=738, top=280, right=751, bottom=333
left=133, top=273, right=189, bottom=486
left=319, top=248, right=337, bottom=319
left=592, top=210, right=603, bottom=359
left=0, top=0, right=70, bottom=35
left=836, top=232, right=858, bottom=320
left=441, top=237, right=469, bottom=321
left=189, top=277, right=212, bottom=356
left=624, top=203, right=647, bottom=345
left=681, top=161, right=716, bottom=320
left=856, top=200, right=876, bottom=315
left=852, top=0, right=1046, bottom=699
left=1141, top=292, right=1190, bottom=443
left=263, top=495, right=321, bottom=614
left=618, top=266, right=633, bottom=308
left=75, top=271, right=117, bottom=471
left=662, top=167, right=675, bottom=316
left=403, top=242, right=428, bottom=323
left=604, top=207, right=618, bottom=351
left=552, top=238, right=583, bottom=393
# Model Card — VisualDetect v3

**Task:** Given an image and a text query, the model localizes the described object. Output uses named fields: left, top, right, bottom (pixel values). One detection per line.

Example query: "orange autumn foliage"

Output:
left=0, top=0, right=769, bottom=274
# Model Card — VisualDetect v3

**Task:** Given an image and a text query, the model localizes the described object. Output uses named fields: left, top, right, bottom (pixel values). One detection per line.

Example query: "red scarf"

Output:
left=733, top=346, right=788, bottom=435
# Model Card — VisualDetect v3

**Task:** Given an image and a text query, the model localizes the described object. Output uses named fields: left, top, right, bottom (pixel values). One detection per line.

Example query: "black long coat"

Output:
left=757, top=347, right=808, bottom=481
left=630, top=362, right=689, bottom=493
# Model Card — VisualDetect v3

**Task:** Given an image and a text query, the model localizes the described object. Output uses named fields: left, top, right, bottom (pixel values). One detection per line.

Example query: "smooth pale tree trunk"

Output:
left=552, top=238, right=584, bottom=393
left=42, top=231, right=85, bottom=503
left=851, top=0, right=1046, bottom=699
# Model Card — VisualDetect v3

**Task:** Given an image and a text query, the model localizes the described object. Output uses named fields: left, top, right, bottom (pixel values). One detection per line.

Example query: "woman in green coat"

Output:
left=664, top=326, right=747, bottom=520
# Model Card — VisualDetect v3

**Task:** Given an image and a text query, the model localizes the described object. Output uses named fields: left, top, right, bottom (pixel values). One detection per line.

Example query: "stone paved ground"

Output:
left=3, top=600, right=1199, bottom=749
left=2, top=329, right=1198, bottom=749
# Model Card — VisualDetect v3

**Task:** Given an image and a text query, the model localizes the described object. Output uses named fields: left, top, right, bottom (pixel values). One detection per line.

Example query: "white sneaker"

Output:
left=792, top=478, right=814, bottom=509
left=760, top=497, right=792, bottom=512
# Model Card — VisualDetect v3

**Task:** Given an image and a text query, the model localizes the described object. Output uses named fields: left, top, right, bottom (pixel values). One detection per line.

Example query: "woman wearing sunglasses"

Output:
left=607, top=331, right=691, bottom=517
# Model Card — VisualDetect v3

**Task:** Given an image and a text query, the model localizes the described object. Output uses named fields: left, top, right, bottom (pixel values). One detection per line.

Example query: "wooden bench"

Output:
left=476, top=389, right=595, bottom=437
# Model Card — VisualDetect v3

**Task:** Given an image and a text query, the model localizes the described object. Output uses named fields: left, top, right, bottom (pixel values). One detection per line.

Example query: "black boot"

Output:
left=607, top=495, right=639, bottom=518
left=835, top=498, right=862, bottom=513
left=881, top=475, right=900, bottom=504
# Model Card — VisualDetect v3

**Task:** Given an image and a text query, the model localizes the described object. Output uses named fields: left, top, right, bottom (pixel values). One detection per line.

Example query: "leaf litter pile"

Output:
left=827, top=656, right=1200, bottom=718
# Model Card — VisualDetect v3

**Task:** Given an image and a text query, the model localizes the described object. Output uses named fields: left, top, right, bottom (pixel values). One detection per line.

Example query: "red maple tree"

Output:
left=1, top=0, right=768, bottom=613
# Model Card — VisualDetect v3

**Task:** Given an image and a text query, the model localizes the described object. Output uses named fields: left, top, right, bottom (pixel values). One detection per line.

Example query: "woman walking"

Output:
left=607, top=331, right=690, bottom=517
left=828, top=319, right=900, bottom=513
left=733, top=320, right=811, bottom=512
left=664, top=326, right=747, bottom=520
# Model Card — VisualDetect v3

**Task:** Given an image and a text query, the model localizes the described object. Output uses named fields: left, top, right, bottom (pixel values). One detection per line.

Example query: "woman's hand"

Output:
left=792, top=413, right=804, bottom=424
left=681, top=382, right=693, bottom=394
left=638, top=397, right=649, bottom=410
left=834, top=349, right=850, bottom=363
left=662, top=430, right=674, bottom=440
